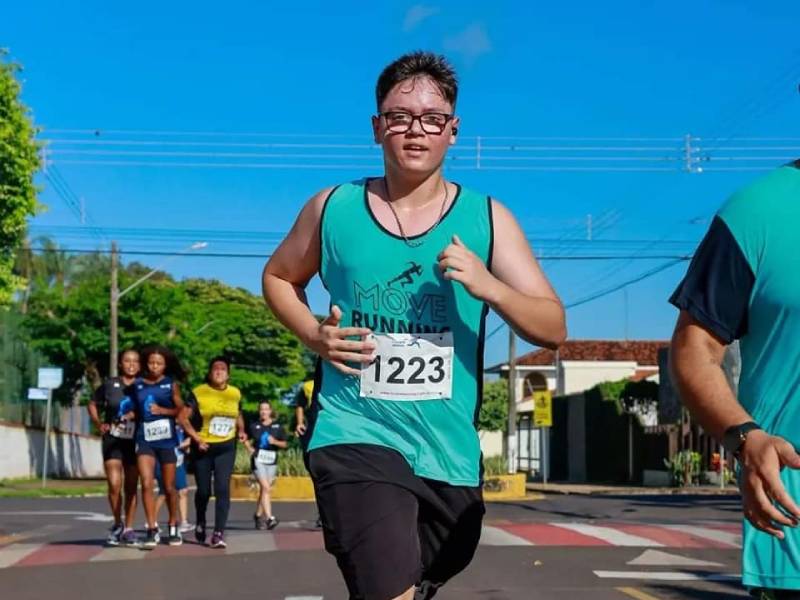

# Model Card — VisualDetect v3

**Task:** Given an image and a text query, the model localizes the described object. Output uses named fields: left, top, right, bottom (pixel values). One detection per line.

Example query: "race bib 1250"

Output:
left=359, top=332, right=453, bottom=401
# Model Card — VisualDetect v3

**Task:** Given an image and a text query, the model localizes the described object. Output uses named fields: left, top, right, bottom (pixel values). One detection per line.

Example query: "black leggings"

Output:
left=193, top=439, right=237, bottom=532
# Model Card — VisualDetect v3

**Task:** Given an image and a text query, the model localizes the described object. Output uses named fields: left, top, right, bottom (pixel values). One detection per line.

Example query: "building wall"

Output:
left=479, top=429, right=503, bottom=458
left=560, top=361, right=639, bottom=395
left=0, top=421, right=104, bottom=479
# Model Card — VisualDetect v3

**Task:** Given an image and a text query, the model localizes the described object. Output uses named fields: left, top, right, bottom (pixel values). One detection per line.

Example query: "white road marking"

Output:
left=627, top=549, right=723, bottom=567
left=594, top=570, right=739, bottom=582
left=554, top=523, right=663, bottom=546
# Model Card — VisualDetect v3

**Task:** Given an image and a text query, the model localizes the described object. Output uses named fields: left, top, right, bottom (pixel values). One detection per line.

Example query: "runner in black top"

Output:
left=88, top=349, right=140, bottom=546
left=246, top=400, right=288, bottom=530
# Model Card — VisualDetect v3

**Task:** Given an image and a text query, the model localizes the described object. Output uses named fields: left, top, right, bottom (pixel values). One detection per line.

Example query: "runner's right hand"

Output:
left=100, top=423, right=111, bottom=434
left=739, top=430, right=800, bottom=538
left=308, top=305, right=374, bottom=376
left=295, top=423, right=307, bottom=437
left=197, top=441, right=210, bottom=452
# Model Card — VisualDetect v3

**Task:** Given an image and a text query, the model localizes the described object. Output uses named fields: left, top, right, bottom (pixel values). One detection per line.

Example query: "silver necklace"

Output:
left=382, top=178, right=449, bottom=248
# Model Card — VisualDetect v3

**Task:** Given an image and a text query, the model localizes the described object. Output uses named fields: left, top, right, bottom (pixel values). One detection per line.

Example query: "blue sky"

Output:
left=3, top=1, right=799, bottom=368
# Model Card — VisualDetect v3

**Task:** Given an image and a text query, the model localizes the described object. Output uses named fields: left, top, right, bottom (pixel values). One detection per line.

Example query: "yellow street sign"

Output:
left=533, top=390, right=552, bottom=427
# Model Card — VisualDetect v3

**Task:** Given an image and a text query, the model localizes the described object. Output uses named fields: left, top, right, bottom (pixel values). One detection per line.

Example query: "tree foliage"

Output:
left=479, top=379, right=508, bottom=432
left=0, top=52, right=41, bottom=308
left=19, top=243, right=312, bottom=409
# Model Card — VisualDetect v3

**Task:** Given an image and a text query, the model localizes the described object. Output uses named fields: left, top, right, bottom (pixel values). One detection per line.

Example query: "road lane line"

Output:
left=616, top=587, right=661, bottom=600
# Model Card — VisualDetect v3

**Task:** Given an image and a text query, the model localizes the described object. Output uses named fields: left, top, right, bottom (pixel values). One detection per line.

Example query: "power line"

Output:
left=565, top=257, right=689, bottom=309
left=24, top=246, right=694, bottom=261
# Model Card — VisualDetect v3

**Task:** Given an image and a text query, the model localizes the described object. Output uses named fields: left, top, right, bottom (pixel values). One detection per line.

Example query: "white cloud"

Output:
left=403, top=4, right=440, bottom=32
left=443, top=22, right=492, bottom=64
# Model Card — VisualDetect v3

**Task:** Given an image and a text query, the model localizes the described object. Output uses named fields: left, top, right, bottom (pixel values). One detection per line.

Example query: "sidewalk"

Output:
left=526, top=481, right=740, bottom=496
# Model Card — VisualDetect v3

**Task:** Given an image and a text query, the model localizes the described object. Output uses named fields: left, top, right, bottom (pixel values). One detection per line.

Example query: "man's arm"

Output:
left=262, top=189, right=374, bottom=375
left=671, top=311, right=800, bottom=537
left=670, top=311, right=750, bottom=438
left=437, top=200, right=566, bottom=348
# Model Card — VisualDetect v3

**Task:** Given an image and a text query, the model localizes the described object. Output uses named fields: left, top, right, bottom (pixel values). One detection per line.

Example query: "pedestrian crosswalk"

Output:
left=0, top=520, right=741, bottom=570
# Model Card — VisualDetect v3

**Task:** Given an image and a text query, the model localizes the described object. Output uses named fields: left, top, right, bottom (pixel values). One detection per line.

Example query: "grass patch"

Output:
left=482, top=455, right=508, bottom=477
left=0, top=477, right=106, bottom=498
left=233, top=444, right=309, bottom=478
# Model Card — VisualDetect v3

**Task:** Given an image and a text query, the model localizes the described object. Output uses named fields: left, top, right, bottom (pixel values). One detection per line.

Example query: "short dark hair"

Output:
left=375, top=51, right=458, bottom=110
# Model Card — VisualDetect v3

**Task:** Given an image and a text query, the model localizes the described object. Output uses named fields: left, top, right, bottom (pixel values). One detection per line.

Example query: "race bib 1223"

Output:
left=359, top=332, right=453, bottom=401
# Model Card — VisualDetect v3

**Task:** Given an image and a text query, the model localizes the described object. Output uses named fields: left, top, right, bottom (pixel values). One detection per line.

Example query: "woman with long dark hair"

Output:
left=181, top=356, right=245, bottom=548
left=133, top=345, right=188, bottom=548
left=88, top=348, right=140, bottom=546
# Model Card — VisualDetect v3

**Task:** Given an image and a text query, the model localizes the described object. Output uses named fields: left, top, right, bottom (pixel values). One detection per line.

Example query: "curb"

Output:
left=526, top=485, right=740, bottom=497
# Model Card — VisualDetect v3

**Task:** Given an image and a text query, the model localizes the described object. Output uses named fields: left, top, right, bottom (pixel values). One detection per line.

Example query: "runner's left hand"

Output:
left=438, top=235, right=496, bottom=301
left=150, top=404, right=165, bottom=416
left=238, top=431, right=248, bottom=443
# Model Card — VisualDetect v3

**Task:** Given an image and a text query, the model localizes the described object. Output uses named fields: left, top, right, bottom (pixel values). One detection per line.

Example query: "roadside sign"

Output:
left=27, top=387, right=49, bottom=401
left=37, top=367, right=63, bottom=389
left=533, top=390, right=553, bottom=427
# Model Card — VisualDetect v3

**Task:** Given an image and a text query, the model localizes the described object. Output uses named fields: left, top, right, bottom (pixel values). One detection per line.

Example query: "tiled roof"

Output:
left=487, top=340, right=668, bottom=371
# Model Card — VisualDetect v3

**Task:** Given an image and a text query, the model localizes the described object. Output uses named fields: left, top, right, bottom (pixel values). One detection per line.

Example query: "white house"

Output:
left=485, top=339, right=667, bottom=413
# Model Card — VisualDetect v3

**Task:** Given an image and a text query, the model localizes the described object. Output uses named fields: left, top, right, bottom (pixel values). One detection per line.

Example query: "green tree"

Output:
left=479, top=379, right=508, bottom=432
left=0, top=52, right=41, bottom=308
left=20, top=248, right=309, bottom=405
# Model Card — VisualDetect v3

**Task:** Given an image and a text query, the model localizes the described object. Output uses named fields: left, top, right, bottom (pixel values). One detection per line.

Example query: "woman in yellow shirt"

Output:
left=181, top=356, right=245, bottom=549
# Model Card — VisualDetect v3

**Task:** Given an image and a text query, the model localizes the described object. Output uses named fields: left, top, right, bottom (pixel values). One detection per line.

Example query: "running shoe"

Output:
left=179, top=521, right=194, bottom=534
left=254, top=514, right=267, bottom=530
left=194, top=523, right=206, bottom=544
left=266, top=516, right=279, bottom=530
left=120, top=528, right=139, bottom=546
left=209, top=530, right=227, bottom=549
left=142, top=527, right=160, bottom=549
left=167, top=525, right=183, bottom=546
left=105, top=522, right=124, bottom=546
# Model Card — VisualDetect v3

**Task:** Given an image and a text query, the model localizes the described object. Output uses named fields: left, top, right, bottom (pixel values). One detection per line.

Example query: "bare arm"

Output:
left=262, top=189, right=374, bottom=375
left=438, top=200, right=566, bottom=348
left=148, top=384, right=184, bottom=418
left=237, top=412, right=247, bottom=442
left=670, top=311, right=750, bottom=438
left=671, top=310, right=800, bottom=537
left=87, top=400, right=109, bottom=434
left=295, top=405, right=306, bottom=436
left=268, top=436, right=289, bottom=449
left=262, top=189, right=329, bottom=348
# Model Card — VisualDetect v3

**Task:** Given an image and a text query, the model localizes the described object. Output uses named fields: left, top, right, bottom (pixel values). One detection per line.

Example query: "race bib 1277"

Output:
left=208, top=416, right=235, bottom=438
left=359, top=332, right=453, bottom=401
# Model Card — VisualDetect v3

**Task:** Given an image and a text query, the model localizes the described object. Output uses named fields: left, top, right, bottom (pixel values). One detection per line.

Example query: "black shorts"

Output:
left=750, top=590, right=800, bottom=599
left=308, top=444, right=484, bottom=600
left=101, top=434, right=137, bottom=466
left=135, top=441, right=178, bottom=465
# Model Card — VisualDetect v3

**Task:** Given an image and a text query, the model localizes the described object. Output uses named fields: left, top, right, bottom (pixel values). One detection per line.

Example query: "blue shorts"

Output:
left=155, top=460, right=187, bottom=494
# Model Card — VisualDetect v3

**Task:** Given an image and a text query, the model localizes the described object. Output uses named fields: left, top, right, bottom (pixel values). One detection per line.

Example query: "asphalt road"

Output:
left=0, top=493, right=746, bottom=599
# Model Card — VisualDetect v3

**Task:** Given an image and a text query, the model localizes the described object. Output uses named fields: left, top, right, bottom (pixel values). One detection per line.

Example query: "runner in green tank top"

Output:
left=263, top=51, right=566, bottom=600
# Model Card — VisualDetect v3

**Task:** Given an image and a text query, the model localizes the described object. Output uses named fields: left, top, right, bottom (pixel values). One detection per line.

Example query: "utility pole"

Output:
left=506, top=329, right=517, bottom=474
left=109, top=242, right=119, bottom=377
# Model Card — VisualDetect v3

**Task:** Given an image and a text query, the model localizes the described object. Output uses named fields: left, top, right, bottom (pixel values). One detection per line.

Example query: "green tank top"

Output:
left=309, top=177, right=493, bottom=486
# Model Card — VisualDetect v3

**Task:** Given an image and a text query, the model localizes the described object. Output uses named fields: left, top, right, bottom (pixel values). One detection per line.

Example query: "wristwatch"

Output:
left=722, top=421, right=762, bottom=458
